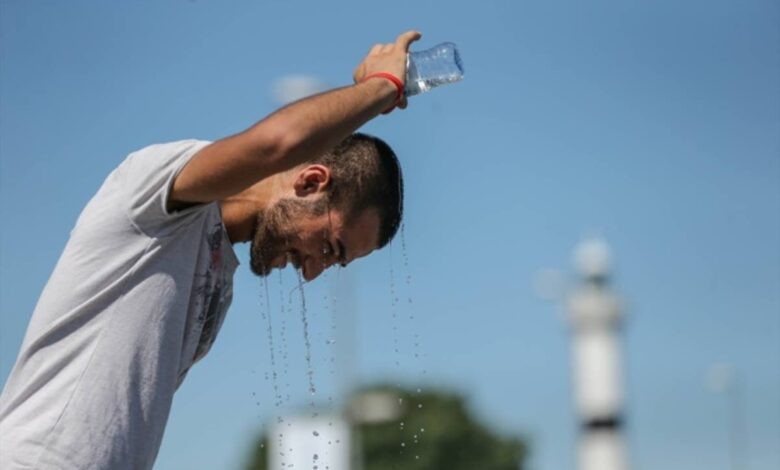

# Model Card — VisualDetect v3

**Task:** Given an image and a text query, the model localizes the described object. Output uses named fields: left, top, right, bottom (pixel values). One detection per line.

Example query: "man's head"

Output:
left=249, top=133, right=403, bottom=281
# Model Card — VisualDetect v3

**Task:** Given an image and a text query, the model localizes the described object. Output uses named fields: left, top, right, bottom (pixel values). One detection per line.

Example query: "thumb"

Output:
left=395, top=30, right=422, bottom=52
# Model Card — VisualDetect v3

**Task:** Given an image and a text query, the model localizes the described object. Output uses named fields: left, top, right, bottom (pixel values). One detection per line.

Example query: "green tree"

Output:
left=246, top=386, right=527, bottom=470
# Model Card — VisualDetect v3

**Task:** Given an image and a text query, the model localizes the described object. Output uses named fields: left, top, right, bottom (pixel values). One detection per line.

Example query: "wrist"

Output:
left=361, top=72, right=404, bottom=114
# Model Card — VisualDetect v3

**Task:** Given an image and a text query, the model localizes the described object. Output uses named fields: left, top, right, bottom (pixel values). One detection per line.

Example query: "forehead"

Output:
left=333, top=208, right=381, bottom=261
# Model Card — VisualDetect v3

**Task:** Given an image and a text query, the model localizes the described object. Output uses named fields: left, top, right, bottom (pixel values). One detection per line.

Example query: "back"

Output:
left=0, top=140, right=239, bottom=469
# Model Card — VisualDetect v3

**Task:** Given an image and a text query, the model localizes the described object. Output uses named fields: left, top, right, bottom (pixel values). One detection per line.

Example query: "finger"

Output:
left=395, top=30, right=422, bottom=52
left=380, top=44, right=394, bottom=53
left=369, top=44, right=383, bottom=55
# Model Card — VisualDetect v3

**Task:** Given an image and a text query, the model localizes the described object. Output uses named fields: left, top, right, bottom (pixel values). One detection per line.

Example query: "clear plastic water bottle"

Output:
left=405, top=42, right=464, bottom=97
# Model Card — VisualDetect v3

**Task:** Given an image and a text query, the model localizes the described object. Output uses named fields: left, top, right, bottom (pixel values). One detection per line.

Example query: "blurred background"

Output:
left=1, top=1, right=778, bottom=469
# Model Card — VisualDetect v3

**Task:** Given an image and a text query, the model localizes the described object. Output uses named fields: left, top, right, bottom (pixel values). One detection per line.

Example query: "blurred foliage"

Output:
left=246, top=386, right=527, bottom=470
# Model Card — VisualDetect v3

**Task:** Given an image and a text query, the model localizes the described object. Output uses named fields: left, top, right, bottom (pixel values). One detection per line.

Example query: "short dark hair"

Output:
left=312, top=133, right=403, bottom=248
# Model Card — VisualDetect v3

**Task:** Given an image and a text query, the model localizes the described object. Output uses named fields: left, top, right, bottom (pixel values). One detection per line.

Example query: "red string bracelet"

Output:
left=362, top=72, right=404, bottom=114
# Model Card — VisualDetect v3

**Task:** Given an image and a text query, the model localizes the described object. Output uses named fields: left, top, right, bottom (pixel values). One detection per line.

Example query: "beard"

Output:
left=249, top=197, right=328, bottom=276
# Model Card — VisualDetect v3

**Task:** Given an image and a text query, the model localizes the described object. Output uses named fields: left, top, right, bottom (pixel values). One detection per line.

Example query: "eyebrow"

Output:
left=337, top=239, right=347, bottom=267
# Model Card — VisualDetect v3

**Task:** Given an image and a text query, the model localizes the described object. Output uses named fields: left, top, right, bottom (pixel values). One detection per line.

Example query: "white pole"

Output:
left=567, top=239, right=629, bottom=470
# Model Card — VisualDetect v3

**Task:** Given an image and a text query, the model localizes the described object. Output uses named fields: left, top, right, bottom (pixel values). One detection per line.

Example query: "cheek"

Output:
left=251, top=222, right=288, bottom=258
left=297, top=236, right=321, bottom=257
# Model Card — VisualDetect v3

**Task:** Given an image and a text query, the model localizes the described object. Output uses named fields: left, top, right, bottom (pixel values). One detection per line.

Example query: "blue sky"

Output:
left=1, top=1, right=778, bottom=469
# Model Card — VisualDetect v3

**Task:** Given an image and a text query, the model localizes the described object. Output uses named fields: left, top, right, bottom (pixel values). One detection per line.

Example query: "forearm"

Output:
left=253, top=77, right=397, bottom=173
left=169, top=30, right=419, bottom=206
left=172, top=79, right=396, bottom=204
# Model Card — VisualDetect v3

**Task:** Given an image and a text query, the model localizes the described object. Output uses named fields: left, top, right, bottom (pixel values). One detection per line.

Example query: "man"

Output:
left=0, top=30, right=421, bottom=469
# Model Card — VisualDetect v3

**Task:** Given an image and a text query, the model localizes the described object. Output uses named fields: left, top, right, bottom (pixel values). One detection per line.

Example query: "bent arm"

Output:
left=170, top=30, right=421, bottom=207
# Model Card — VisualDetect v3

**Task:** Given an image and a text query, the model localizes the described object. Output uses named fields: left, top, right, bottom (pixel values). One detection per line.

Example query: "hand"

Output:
left=353, top=30, right=422, bottom=110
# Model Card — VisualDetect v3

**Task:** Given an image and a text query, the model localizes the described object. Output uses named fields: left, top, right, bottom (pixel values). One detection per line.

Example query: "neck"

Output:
left=218, top=175, right=284, bottom=243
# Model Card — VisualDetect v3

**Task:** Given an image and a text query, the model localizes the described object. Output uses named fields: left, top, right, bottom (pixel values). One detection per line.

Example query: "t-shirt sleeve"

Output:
left=117, top=139, right=213, bottom=235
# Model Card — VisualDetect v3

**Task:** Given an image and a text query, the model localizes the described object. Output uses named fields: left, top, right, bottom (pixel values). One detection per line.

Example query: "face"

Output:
left=249, top=197, right=381, bottom=282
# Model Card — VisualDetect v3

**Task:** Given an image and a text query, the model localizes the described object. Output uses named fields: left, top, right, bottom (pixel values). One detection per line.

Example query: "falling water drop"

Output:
left=294, top=269, right=317, bottom=396
left=277, top=270, right=292, bottom=405
left=261, top=277, right=286, bottom=457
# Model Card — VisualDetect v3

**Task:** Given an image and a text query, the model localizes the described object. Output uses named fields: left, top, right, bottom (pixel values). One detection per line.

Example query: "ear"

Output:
left=293, top=164, right=331, bottom=197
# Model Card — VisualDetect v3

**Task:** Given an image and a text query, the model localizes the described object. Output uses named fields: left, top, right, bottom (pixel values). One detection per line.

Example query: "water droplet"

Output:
left=312, top=431, right=319, bottom=436
left=417, top=403, right=423, bottom=409
left=313, top=454, right=319, bottom=460
left=294, top=270, right=317, bottom=405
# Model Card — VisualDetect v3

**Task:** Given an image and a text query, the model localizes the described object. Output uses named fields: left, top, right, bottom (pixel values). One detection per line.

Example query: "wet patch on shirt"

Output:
left=192, top=222, right=233, bottom=363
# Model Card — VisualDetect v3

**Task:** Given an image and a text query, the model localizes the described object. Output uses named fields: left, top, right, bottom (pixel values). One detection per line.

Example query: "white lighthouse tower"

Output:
left=566, top=238, right=629, bottom=470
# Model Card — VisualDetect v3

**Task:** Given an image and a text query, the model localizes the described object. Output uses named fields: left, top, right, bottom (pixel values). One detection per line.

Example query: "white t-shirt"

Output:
left=0, top=140, right=240, bottom=469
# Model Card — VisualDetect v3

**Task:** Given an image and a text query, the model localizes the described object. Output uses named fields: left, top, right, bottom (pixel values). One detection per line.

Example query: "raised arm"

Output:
left=169, top=30, right=421, bottom=207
